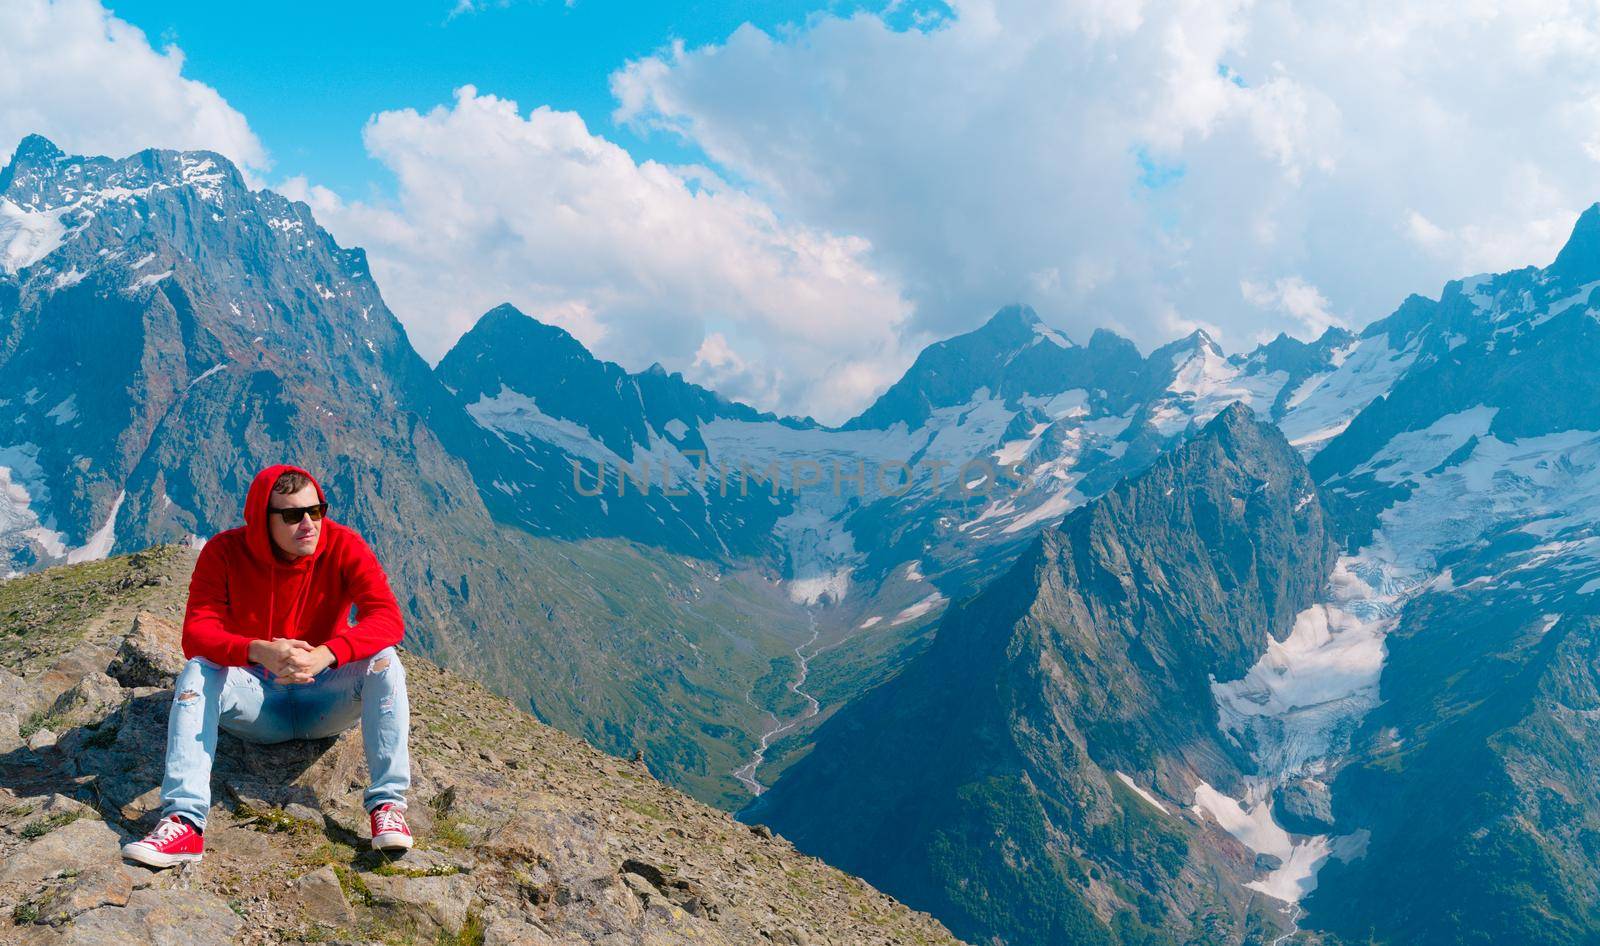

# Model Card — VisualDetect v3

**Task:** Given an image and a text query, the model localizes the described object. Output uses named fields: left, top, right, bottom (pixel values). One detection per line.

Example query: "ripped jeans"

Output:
left=160, top=647, right=410, bottom=831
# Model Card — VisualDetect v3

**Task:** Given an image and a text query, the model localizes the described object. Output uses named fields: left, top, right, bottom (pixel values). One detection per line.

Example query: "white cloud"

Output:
left=1241, top=275, right=1344, bottom=338
left=612, top=0, right=1600, bottom=357
left=0, top=0, right=265, bottom=173
left=305, top=86, right=915, bottom=423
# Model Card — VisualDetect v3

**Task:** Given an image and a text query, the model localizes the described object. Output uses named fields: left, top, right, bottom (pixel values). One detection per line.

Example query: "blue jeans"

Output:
left=160, top=646, right=410, bottom=831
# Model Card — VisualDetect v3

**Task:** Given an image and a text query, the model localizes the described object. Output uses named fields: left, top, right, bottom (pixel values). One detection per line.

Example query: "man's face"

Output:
left=267, top=484, right=323, bottom=559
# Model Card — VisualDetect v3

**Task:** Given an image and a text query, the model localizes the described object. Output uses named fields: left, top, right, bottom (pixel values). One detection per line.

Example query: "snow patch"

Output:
left=1192, top=782, right=1331, bottom=903
left=65, top=491, right=124, bottom=564
left=129, top=269, right=172, bottom=290
left=1114, top=772, right=1168, bottom=814
left=187, top=363, right=227, bottom=389
left=0, top=198, right=67, bottom=273
left=890, top=591, right=946, bottom=625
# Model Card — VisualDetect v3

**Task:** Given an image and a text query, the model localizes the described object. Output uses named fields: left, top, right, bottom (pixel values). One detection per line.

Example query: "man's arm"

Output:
left=181, top=540, right=260, bottom=666
left=321, top=530, right=405, bottom=667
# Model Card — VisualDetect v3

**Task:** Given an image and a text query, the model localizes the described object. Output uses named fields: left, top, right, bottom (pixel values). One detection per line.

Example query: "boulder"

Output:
left=23, top=887, right=243, bottom=946
left=106, top=614, right=185, bottom=689
left=1, top=710, right=22, bottom=754
left=365, top=870, right=476, bottom=935
left=0, top=817, right=123, bottom=885
left=48, top=672, right=125, bottom=731
left=287, top=865, right=354, bottom=927
left=37, top=642, right=117, bottom=709
left=0, top=664, right=39, bottom=717
left=483, top=918, right=562, bottom=945
left=1272, top=778, right=1335, bottom=834
left=35, top=864, right=136, bottom=925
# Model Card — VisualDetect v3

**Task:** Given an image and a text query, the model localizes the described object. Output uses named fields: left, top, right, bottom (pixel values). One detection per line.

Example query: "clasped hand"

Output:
left=248, top=638, right=335, bottom=684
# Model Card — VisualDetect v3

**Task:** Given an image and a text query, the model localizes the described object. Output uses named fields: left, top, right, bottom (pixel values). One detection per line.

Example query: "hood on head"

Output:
left=243, top=464, right=329, bottom=567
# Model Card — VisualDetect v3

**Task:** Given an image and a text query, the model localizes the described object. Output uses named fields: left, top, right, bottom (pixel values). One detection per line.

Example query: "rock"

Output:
left=28, top=728, right=58, bottom=751
left=0, top=817, right=123, bottom=885
left=1253, top=852, right=1284, bottom=872
left=0, top=664, right=39, bottom=717
left=48, top=672, right=125, bottom=731
left=219, top=728, right=363, bottom=810
left=1273, top=778, right=1335, bottom=834
left=395, top=847, right=471, bottom=874
left=1, top=710, right=22, bottom=753
left=749, top=824, right=774, bottom=840
left=116, top=787, right=164, bottom=830
left=106, top=613, right=185, bottom=689
left=16, top=793, right=96, bottom=833
left=25, top=887, right=243, bottom=945
left=283, top=802, right=322, bottom=824
left=621, top=870, right=660, bottom=905
left=483, top=918, right=561, bottom=945
left=364, top=870, right=476, bottom=935
left=37, top=642, right=117, bottom=709
left=287, top=865, right=354, bottom=927
left=36, top=864, right=136, bottom=924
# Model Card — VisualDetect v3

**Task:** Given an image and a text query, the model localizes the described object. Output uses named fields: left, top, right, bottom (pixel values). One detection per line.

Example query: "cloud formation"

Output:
left=613, top=0, right=1600, bottom=356
left=0, top=0, right=265, bottom=173
left=294, top=86, right=915, bottom=421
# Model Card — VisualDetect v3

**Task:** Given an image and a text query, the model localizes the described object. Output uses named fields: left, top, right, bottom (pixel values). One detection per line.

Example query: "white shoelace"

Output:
left=146, top=817, right=189, bottom=845
left=374, top=807, right=407, bottom=834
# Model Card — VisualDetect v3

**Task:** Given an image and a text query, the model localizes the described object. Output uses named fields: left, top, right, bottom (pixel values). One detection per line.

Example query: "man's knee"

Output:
left=174, top=656, right=222, bottom=703
left=366, top=647, right=403, bottom=680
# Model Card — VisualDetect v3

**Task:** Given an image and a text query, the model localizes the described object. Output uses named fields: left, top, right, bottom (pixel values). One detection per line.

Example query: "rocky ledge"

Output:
left=0, top=546, right=964, bottom=946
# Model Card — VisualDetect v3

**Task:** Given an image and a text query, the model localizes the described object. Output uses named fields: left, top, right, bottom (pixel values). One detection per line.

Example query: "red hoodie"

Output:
left=181, top=463, right=405, bottom=668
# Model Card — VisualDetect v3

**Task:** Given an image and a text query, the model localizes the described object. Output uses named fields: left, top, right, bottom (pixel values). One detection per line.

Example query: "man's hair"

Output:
left=272, top=470, right=313, bottom=495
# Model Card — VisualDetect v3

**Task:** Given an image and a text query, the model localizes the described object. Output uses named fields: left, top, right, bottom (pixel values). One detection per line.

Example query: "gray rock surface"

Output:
left=1273, top=778, right=1335, bottom=835
left=286, top=865, right=354, bottom=927
left=105, top=614, right=186, bottom=689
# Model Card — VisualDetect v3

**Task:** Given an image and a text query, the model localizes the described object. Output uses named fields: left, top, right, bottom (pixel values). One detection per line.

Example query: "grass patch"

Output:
left=19, top=810, right=81, bottom=840
left=18, top=710, right=59, bottom=741
left=372, top=861, right=461, bottom=878
left=427, top=814, right=472, bottom=850
left=235, top=802, right=318, bottom=835
left=0, top=545, right=183, bottom=672
left=439, top=912, right=485, bottom=946
left=333, top=864, right=376, bottom=907
left=620, top=797, right=665, bottom=820
left=11, top=901, right=39, bottom=925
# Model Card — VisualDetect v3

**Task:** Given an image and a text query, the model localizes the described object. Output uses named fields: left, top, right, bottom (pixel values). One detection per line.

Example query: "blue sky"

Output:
left=106, top=0, right=868, bottom=197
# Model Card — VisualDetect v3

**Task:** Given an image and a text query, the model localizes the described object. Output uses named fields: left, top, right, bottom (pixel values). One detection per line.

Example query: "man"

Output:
left=121, top=464, right=414, bottom=868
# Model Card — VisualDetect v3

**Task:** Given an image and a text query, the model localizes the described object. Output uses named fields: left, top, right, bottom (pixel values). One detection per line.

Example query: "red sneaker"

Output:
left=121, top=815, right=204, bottom=868
left=370, top=802, right=413, bottom=851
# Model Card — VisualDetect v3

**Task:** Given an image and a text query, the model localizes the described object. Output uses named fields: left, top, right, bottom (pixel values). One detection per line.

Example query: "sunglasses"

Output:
left=268, top=502, right=328, bottom=525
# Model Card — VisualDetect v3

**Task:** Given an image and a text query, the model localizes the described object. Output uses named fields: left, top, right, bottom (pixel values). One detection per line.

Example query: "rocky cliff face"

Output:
left=0, top=545, right=962, bottom=946
left=748, top=404, right=1337, bottom=946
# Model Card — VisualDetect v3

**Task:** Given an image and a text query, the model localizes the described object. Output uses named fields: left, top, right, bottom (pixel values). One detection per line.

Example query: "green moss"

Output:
left=619, top=797, right=665, bottom=821
left=371, top=861, right=461, bottom=878
left=426, top=813, right=472, bottom=850
left=437, top=912, right=485, bottom=946
left=333, top=864, right=376, bottom=907
left=19, top=810, right=81, bottom=840
left=18, top=709, right=59, bottom=740
left=235, top=802, right=318, bottom=835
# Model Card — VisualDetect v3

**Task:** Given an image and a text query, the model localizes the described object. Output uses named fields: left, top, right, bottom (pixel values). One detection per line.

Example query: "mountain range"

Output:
left=4, top=133, right=1600, bottom=944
